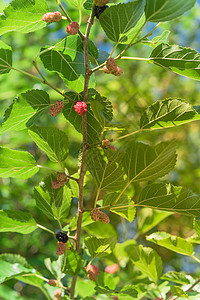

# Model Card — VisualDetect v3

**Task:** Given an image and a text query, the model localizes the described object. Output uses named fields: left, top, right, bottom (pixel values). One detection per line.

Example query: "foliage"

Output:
left=0, top=0, right=200, bottom=299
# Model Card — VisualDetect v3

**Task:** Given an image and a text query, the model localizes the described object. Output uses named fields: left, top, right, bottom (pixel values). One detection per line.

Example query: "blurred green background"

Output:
left=0, top=0, right=200, bottom=299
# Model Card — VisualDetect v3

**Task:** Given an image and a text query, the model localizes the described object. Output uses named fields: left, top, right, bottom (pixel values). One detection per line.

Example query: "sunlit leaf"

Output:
left=0, top=0, right=48, bottom=35
left=145, top=0, right=196, bottom=22
left=0, top=210, right=37, bottom=234
left=137, top=183, right=200, bottom=218
left=147, top=232, right=193, bottom=256
left=0, top=147, right=39, bottom=179
left=99, top=0, right=146, bottom=42
left=150, top=44, right=200, bottom=81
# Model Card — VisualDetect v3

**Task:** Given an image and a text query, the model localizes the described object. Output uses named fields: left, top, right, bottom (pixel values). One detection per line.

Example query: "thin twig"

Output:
left=69, top=5, right=95, bottom=299
left=56, top=0, right=84, bottom=40
left=167, top=278, right=200, bottom=300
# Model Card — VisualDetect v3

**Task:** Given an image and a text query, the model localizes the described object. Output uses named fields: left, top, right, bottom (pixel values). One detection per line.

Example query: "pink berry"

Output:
left=56, top=172, right=67, bottom=182
left=74, top=101, right=87, bottom=116
left=54, top=289, right=62, bottom=300
left=86, top=264, right=100, bottom=281
left=112, top=297, right=119, bottom=300
left=52, top=180, right=62, bottom=189
left=91, top=208, right=101, bottom=222
left=105, top=264, right=118, bottom=274
left=103, top=66, right=111, bottom=74
left=101, top=139, right=111, bottom=148
left=66, top=22, right=79, bottom=35
left=48, top=279, right=58, bottom=287
left=109, top=145, right=117, bottom=151
left=113, top=67, right=123, bottom=77
left=106, top=58, right=117, bottom=71
left=56, top=241, right=66, bottom=255
left=49, top=101, right=64, bottom=117
left=98, top=211, right=110, bottom=224
left=42, top=11, right=62, bottom=23
left=94, top=0, right=110, bottom=7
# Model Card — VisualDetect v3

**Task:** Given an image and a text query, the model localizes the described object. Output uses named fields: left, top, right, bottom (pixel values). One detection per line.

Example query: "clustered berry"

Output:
left=74, top=101, right=87, bottom=116
left=48, top=279, right=58, bottom=287
left=105, top=263, right=119, bottom=274
left=103, top=58, right=123, bottom=76
left=52, top=172, right=68, bottom=189
left=91, top=208, right=110, bottom=224
left=101, top=139, right=117, bottom=151
left=94, top=0, right=110, bottom=7
left=54, top=289, right=62, bottom=300
left=49, top=101, right=64, bottom=117
left=42, top=11, right=62, bottom=23
left=56, top=241, right=66, bottom=256
left=66, top=22, right=79, bottom=35
left=86, top=264, right=100, bottom=281
left=56, top=231, right=69, bottom=243
left=94, top=4, right=108, bottom=19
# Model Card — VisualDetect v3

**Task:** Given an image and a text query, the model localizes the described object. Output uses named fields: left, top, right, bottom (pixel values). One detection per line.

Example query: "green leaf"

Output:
left=0, top=210, right=37, bottom=234
left=103, top=193, right=136, bottom=222
left=40, top=36, right=96, bottom=92
left=125, top=245, right=163, bottom=283
left=140, top=98, right=200, bottom=129
left=0, top=0, right=48, bottom=35
left=99, top=0, right=146, bottom=42
left=161, top=271, right=193, bottom=285
left=122, top=140, right=177, bottom=183
left=29, top=125, right=69, bottom=163
left=142, top=30, right=170, bottom=48
left=34, top=175, right=72, bottom=221
left=1, top=89, right=50, bottom=135
left=88, top=89, right=113, bottom=126
left=137, top=208, right=172, bottom=234
left=118, top=14, right=146, bottom=44
left=84, top=221, right=117, bottom=238
left=171, top=286, right=189, bottom=298
left=0, top=41, right=12, bottom=74
left=0, top=260, right=32, bottom=284
left=63, top=248, right=82, bottom=275
left=145, top=0, right=196, bottom=22
left=120, top=285, right=147, bottom=299
left=85, top=148, right=128, bottom=192
left=63, top=101, right=102, bottom=145
left=150, top=44, right=200, bottom=81
left=194, top=218, right=200, bottom=237
left=0, top=147, right=39, bottom=179
left=137, top=183, right=200, bottom=218
left=0, top=254, right=43, bottom=287
left=147, top=232, right=193, bottom=256
left=85, top=236, right=117, bottom=258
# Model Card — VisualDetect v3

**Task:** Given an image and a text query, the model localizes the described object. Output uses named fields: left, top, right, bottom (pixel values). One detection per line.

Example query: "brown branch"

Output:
left=69, top=5, right=95, bottom=300
left=167, top=278, right=200, bottom=300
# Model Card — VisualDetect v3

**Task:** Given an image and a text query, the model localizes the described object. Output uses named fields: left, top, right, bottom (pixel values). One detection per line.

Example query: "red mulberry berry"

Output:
left=101, top=139, right=111, bottom=148
left=103, top=66, right=111, bottom=74
left=74, top=101, right=87, bottom=116
left=56, top=241, right=66, bottom=255
left=105, top=264, right=118, bottom=274
left=54, top=289, right=62, bottom=300
left=86, top=264, right=100, bottom=281
left=42, top=11, right=62, bottom=23
left=52, top=180, right=63, bottom=189
left=66, top=22, right=79, bottom=35
left=94, top=0, right=110, bottom=7
left=91, top=208, right=101, bottom=222
left=113, top=67, right=123, bottom=77
left=99, top=211, right=110, bottom=224
left=56, top=172, right=67, bottom=182
left=48, top=279, right=58, bottom=287
left=49, top=101, right=64, bottom=117
left=106, top=58, right=117, bottom=72
left=108, top=145, right=117, bottom=151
